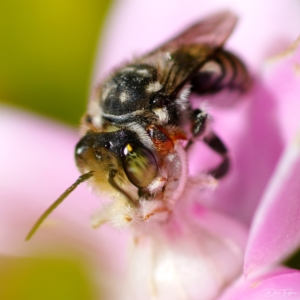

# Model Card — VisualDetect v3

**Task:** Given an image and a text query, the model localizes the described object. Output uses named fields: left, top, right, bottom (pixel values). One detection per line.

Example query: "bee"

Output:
left=26, top=11, right=250, bottom=240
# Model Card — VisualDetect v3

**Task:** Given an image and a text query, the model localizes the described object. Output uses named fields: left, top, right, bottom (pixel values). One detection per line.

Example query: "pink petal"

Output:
left=263, top=37, right=300, bottom=145
left=244, top=128, right=300, bottom=276
left=118, top=199, right=247, bottom=300
left=244, top=41, right=300, bottom=275
left=218, top=268, right=300, bottom=300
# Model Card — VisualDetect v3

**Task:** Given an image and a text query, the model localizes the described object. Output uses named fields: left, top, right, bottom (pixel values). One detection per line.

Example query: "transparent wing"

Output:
left=148, top=11, right=237, bottom=55
left=137, top=11, right=238, bottom=96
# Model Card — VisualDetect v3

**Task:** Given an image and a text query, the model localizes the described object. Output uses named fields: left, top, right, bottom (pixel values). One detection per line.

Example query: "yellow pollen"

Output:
left=126, top=144, right=133, bottom=152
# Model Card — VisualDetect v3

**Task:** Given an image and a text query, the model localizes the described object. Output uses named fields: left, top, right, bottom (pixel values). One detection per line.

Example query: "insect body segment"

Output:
left=101, top=64, right=158, bottom=116
left=26, top=11, right=251, bottom=239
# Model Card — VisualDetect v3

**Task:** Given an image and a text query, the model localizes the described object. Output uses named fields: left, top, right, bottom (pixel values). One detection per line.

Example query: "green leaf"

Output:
left=0, top=0, right=112, bottom=125
left=0, top=255, right=101, bottom=300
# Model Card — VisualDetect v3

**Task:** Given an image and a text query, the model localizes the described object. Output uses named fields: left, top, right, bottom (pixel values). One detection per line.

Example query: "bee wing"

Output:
left=139, top=11, right=238, bottom=96
left=148, top=11, right=237, bottom=55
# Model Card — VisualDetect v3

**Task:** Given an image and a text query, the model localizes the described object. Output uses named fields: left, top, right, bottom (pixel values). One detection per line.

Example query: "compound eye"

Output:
left=121, top=143, right=157, bottom=188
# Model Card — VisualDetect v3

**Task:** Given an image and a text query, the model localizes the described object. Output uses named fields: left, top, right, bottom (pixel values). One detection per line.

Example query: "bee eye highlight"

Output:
left=121, top=143, right=157, bottom=188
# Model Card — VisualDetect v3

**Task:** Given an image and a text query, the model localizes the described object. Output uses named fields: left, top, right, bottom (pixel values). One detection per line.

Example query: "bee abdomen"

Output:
left=190, top=49, right=251, bottom=95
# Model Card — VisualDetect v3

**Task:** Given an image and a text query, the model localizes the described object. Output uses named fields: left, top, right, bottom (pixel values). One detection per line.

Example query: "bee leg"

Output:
left=203, top=131, right=229, bottom=179
left=108, top=170, right=136, bottom=203
left=185, top=108, right=208, bottom=150
left=187, top=108, right=229, bottom=179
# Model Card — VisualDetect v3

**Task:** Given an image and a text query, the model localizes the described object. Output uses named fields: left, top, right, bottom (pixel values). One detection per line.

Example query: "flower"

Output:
left=1, top=0, right=300, bottom=299
left=220, top=36, right=300, bottom=299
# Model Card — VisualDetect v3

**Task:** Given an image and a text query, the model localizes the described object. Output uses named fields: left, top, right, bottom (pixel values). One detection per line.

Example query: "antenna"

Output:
left=25, top=171, right=94, bottom=241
